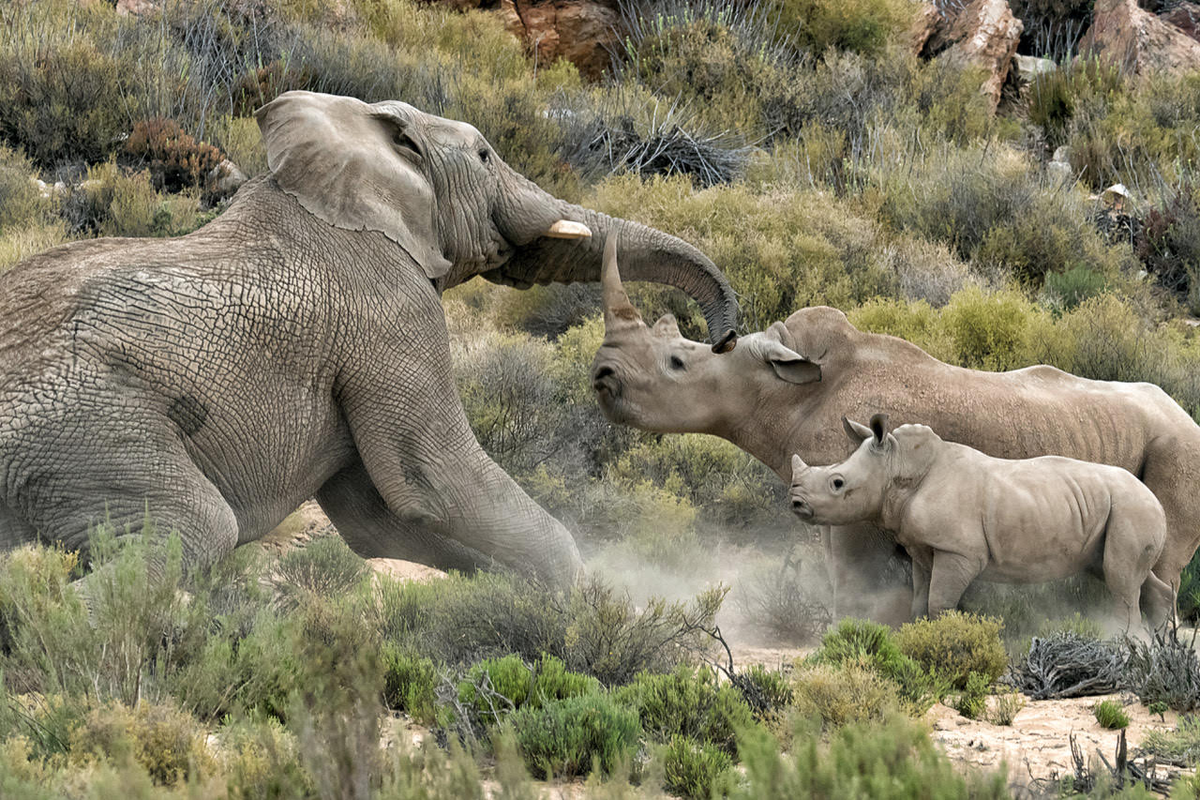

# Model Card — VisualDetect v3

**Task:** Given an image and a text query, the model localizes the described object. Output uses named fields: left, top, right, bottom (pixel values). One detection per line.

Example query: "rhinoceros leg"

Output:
left=824, top=522, right=911, bottom=624
left=927, top=551, right=982, bottom=617
left=1140, top=437, right=1200, bottom=607
left=909, top=551, right=931, bottom=620
left=1101, top=509, right=1166, bottom=637
left=1140, top=572, right=1175, bottom=631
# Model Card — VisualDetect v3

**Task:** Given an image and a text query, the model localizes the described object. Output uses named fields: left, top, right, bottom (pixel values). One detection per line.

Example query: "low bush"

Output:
left=986, top=692, right=1026, bottom=726
left=1139, top=715, right=1200, bottom=767
left=1011, top=631, right=1127, bottom=700
left=275, top=534, right=368, bottom=600
left=791, top=660, right=900, bottom=730
left=60, top=161, right=213, bottom=239
left=509, top=693, right=641, bottom=780
left=895, top=611, right=1007, bottom=690
left=770, top=0, right=917, bottom=57
left=810, top=617, right=940, bottom=713
left=1093, top=699, right=1130, bottom=730
left=124, top=117, right=228, bottom=196
left=661, top=735, right=735, bottom=800
left=950, top=672, right=991, bottom=721
left=1126, top=629, right=1200, bottom=713
left=736, top=664, right=795, bottom=724
left=458, top=654, right=533, bottom=727
left=731, top=712, right=1009, bottom=798
left=218, top=713, right=311, bottom=799
left=614, top=665, right=755, bottom=756
left=382, top=645, right=438, bottom=726
left=733, top=556, right=832, bottom=644
left=373, top=571, right=722, bottom=686
left=70, top=699, right=215, bottom=786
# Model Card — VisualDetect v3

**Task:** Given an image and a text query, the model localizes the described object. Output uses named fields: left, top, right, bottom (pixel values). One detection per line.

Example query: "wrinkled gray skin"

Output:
left=790, top=414, right=1174, bottom=634
left=591, top=254, right=1200, bottom=621
left=0, top=91, right=739, bottom=586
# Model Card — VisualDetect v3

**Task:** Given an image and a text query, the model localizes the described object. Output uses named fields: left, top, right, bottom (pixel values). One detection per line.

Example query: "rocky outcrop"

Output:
left=436, top=0, right=621, bottom=79
left=922, top=0, right=1024, bottom=113
left=497, top=0, right=621, bottom=80
left=1081, top=0, right=1200, bottom=74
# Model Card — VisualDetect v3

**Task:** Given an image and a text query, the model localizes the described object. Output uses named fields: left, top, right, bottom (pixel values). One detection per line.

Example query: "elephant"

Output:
left=589, top=244, right=1200, bottom=622
left=790, top=414, right=1173, bottom=634
left=0, top=90, right=739, bottom=586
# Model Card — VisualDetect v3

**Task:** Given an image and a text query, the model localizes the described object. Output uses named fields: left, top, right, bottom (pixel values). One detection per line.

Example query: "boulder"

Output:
left=1081, top=0, right=1200, bottom=74
left=1161, top=2, right=1200, bottom=44
left=906, top=1, right=943, bottom=56
left=1013, top=53, right=1056, bottom=82
left=922, top=0, right=1024, bottom=113
left=116, top=0, right=156, bottom=15
left=496, top=0, right=621, bottom=80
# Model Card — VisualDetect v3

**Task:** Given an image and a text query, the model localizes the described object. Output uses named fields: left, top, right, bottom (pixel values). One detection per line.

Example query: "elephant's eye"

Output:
left=669, top=355, right=685, bottom=371
left=478, top=147, right=490, bottom=164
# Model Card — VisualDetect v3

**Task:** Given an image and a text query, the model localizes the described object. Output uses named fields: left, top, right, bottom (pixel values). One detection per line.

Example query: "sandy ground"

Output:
left=928, top=694, right=1185, bottom=788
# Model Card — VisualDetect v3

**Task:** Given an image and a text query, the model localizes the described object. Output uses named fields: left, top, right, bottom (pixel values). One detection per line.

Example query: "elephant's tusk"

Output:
left=544, top=220, right=592, bottom=239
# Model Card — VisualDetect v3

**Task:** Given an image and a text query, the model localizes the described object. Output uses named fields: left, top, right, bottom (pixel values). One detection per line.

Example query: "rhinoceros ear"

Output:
left=869, top=413, right=889, bottom=445
left=756, top=323, right=820, bottom=384
left=843, top=416, right=873, bottom=444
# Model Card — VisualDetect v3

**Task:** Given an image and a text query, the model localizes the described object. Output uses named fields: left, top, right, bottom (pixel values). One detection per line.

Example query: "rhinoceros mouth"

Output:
left=791, top=498, right=814, bottom=520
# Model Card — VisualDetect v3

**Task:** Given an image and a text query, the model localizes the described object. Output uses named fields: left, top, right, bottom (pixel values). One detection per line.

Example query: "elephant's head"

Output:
left=256, top=91, right=738, bottom=349
left=591, top=238, right=820, bottom=434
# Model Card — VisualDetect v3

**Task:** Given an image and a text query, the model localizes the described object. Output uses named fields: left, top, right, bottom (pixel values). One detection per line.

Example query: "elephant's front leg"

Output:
left=339, top=317, right=583, bottom=587
left=316, top=458, right=495, bottom=572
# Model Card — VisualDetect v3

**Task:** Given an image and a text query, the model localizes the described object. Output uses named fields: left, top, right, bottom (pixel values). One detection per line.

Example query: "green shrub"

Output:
left=895, top=611, right=1007, bottom=690
left=791, top=660, right=901, bottom=730
left=509, top=693, right=641, bottom=780
left=458, top=654, right=533, bottom=726
left=770, top=0, right=917, bottom=57
left=531, top=655, right=602, bottom=707
left=809, top=617, right=940, bottom=712
left=1043, top=265, right=1109, bottom=311
left=1093, top=699, right=1130, bottom=730
left=219, top=713, right=312, bottom=800
left=275, top=534, right=368, bottom=599
left=986, top=691, right=1026, bottom=726
left=950, top=671, right=991, bottom=720
left=70, top=699, right=215, bottom=786
left=1141, top=715, right=1200, bottom=767
left=731, top=712, right=1009, bottom=798
left=382, top=645, right=438, bottom=726
left=372, top=571, right=722, bottom=686
left=662, top=735, right=735, bottom=800
left=0, top=145, right=54, bottom=232
left=614, top=666, right=755, bottom=756
left=61, top=161, right=212, bottom=239
left=737, top=664, right=796, bottom=723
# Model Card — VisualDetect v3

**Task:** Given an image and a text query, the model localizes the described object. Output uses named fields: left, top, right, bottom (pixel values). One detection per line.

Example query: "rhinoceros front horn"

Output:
left=601, top=233, right=643, bottom=331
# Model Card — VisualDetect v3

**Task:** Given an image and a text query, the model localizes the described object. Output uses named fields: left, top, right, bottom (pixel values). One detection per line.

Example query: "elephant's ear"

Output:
left=255, top=91, right=451, bottom=280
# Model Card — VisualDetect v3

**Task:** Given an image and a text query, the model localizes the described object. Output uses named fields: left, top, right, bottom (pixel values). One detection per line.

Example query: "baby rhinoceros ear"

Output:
left=842, top=416, right=874, bottom=444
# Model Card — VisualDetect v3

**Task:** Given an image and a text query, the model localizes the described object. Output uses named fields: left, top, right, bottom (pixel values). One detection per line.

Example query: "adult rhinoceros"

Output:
left=0, top=91, right=739, bottom=586
left=590, top=243, right=1200, bottom=620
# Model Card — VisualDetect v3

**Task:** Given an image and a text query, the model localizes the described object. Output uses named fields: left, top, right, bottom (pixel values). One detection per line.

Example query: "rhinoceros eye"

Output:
left=669, top=355, right=685, bottom=371
left=832, top=477, right=845, bottom=491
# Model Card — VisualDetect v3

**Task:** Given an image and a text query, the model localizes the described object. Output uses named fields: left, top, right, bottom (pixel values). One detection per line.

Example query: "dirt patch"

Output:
left=928, top=694, right=1184, bottom=786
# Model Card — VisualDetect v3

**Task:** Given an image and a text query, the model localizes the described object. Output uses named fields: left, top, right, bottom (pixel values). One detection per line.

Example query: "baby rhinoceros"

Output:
left=790, top=413, right=1175, bottom=635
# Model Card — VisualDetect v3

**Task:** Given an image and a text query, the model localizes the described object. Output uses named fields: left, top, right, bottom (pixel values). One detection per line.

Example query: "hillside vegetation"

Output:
left=4, top=0, right=1200, bottom=795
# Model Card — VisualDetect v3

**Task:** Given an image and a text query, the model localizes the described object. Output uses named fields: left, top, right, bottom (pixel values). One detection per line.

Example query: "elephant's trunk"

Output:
left=490, top=175, right=738, bottom=352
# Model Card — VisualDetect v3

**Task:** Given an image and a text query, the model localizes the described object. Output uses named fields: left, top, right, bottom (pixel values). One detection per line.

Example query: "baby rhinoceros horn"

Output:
left=791, top=453, right=810, bottom=479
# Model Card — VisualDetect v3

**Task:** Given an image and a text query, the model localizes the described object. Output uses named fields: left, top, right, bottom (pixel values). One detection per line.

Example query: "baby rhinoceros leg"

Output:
left=927, top=550, right=984, bottom=617
left=1100, top=487, right=1169, bottom=638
